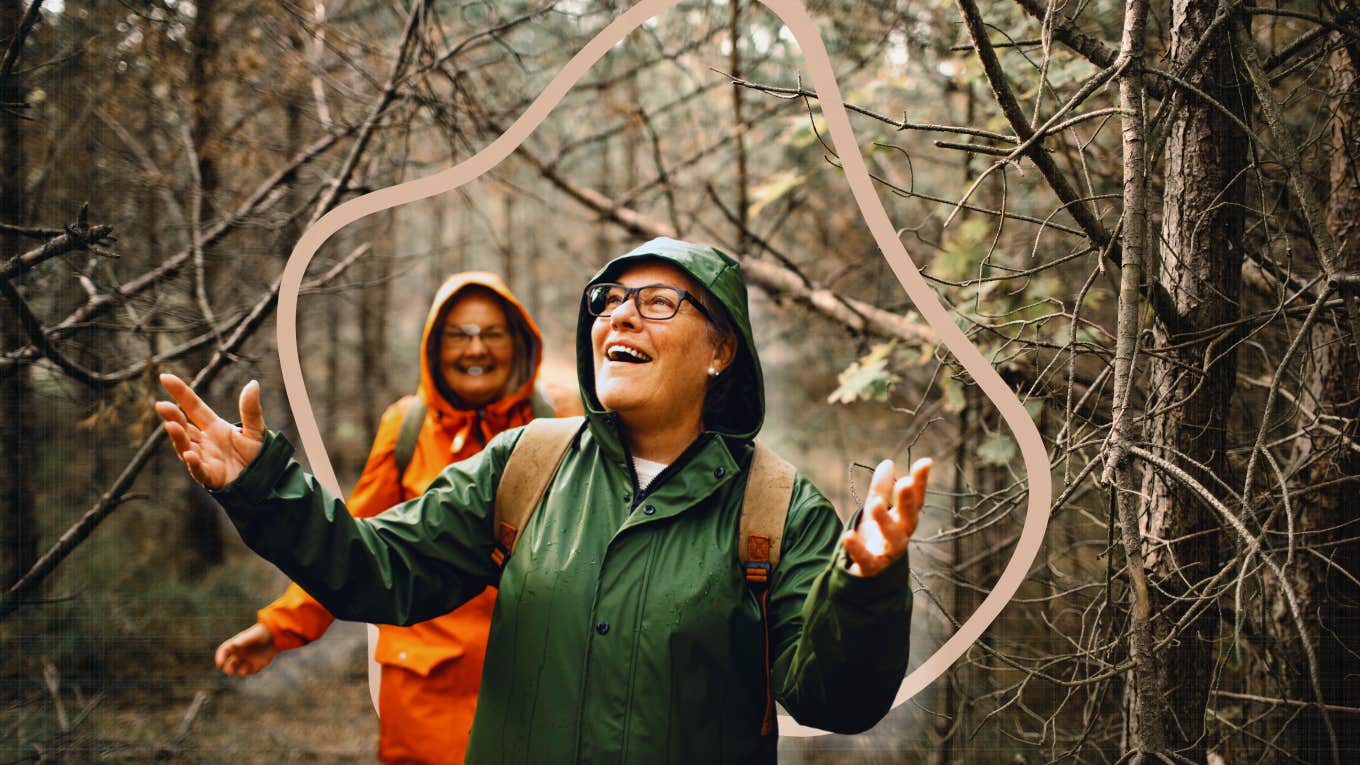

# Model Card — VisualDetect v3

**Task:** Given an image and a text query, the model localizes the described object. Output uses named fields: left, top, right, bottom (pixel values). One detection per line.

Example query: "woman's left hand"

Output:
left=843, top=458, right=931, bottom=577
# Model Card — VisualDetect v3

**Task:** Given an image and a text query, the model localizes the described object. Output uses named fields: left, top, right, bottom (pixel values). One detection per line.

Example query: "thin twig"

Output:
left=0, top=0, right=44, bottom=81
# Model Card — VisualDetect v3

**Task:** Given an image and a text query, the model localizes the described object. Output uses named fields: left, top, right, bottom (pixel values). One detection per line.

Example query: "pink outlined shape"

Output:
left=275, top=0, right=1054, bottom=738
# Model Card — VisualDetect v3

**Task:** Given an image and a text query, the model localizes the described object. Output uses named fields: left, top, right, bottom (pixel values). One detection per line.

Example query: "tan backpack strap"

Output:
left=739, top=439, right=796, bottom=738
left=490, top=416, right=583, bottom=567
left=739, top=440, right=797, bottom=576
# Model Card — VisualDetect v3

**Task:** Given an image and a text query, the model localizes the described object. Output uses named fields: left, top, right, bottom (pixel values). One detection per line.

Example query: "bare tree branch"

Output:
left=517, top=145, right=934, bottom=347
left=0, top=223, right=114, bottom=282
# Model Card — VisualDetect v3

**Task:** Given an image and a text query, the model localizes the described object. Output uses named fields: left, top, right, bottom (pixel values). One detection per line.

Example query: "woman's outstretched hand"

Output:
left=843, top=457, right=931, bottom=577
left=155, top=373, right=265, bottom=489
left=215, top=622, right=278, bottom=677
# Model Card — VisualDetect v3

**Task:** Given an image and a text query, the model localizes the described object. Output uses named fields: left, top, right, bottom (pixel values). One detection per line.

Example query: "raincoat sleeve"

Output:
left=212, top=427, right=521, bottom=627
left=767, top=478, right=913, bottom=734
left=255, top=401, right=409, bottom=650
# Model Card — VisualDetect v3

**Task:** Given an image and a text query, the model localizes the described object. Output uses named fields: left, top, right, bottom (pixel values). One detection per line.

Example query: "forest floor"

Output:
left=4, top=622, right=378, bottom=763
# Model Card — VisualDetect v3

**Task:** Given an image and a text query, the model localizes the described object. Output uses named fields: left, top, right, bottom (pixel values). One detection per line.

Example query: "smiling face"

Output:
left=590, top=262, right=734, bottom=432
left=438, top=290, right=516, bottom=408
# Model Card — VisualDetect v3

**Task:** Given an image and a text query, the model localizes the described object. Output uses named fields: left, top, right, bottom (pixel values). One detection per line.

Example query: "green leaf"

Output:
left=939, top=376, right=967, bottom=413
left=977, top=433, right=1018, bottom=466
left=934, top=218, right=993, bottom=281
left=827, top=343, right=900, bottom=405
left=1023, top=397, right=1044, bottom=422
left=747, top=170, right=805, bottom=220
left=779, top=114, right=828, bottom=149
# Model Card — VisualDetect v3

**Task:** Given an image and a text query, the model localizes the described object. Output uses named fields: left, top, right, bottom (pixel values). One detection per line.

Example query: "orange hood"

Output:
left=417, top=272, right=543, bottom=449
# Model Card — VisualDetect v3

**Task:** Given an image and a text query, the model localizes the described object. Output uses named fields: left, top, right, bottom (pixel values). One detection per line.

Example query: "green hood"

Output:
left=575, top=237, right=765, bottom=443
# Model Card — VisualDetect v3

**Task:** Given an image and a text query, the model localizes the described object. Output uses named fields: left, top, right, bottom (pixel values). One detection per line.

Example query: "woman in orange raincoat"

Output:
left=213, top=272, right=555, bottom=764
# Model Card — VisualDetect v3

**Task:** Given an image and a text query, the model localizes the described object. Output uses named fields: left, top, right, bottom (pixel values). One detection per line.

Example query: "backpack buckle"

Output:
left=491, top=522, right=518, bottom=568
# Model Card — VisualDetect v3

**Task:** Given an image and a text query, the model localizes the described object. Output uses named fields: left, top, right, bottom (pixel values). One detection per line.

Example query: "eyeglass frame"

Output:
left=585, top=282, right=714, bottom=322
left=442, top=322, right=514, bottom=350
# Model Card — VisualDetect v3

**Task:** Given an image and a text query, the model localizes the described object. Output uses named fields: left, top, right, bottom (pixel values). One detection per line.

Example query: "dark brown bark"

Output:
left=180, top=0, right=224, bottom=572
left=0, top=0, right=36, bottom=592
left=594, top=57, right=616, bottom=264
left=729, top=0, right=749, bottom=254
left=1272, top=43, right=1360, bottom=763
left=502, top=187, right=516, bottom=286
left=188, top=0, right=220, bottom=210
left=358, top=210, right=394, bottom=460
left=931, top=395, right=977, bottom=765
left=1139, top=0, right=1249, bottom=758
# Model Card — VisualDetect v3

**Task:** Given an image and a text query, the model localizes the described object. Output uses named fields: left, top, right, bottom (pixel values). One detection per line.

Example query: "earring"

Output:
left=708, top=366, right=719, bottom=377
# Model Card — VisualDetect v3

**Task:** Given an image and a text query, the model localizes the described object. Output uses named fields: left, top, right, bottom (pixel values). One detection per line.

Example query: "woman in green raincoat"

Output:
left=156, top=237, right=931, bottom=764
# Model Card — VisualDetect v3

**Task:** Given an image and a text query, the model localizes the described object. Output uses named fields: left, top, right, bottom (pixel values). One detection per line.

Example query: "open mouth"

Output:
left=606, top=344, right=652, bottom=364
left=458, top=364, right=493, bottom=376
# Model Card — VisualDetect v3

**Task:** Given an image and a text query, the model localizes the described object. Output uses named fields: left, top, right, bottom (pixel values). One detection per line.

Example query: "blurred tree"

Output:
left=0, top=0, right=37, bottom=593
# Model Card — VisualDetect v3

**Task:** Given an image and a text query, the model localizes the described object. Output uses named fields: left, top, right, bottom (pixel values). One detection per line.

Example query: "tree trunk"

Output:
left=502, top=187, right=516, bottom=287
left=1138, top=0, right=1248, bottom=758
left=358, top=210, right=394, bottom=462
left=180, top=0, right=224, bottom=573
left=1271, top=43, right=1360, bottom=762
left=930, top=396, right=976, bottom=765
left=0, top=0, right=37, bottom=592
left=729, top=0, right=749, bottom=254
left=594, top=57, right=615, bottom=264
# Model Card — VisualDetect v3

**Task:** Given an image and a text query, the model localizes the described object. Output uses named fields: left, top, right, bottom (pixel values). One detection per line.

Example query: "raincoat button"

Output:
left=714, top=466, right=725, bottom=478
left=643, top=505, right=657, bottom=516
left=596, top=621, right=610, bottom=635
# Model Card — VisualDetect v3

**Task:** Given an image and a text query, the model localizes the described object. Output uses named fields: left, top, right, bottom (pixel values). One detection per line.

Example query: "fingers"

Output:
left=160, top=418, right=191, bottom=456
left=159, top=373, right=219, bottom=431
left=890, top=458, right=932, bottom=540
left=909, top=457, right=932, bottom=504
left=220, top=650, right=252, bottom=677
left=215, top=625, right=273, bottom=677
left=866, top=458, right=896, bottom=506
left=160, top=418, right=206, bottom=483
left=842, top=528, right=872, bottom=577
left=155, top=400, right=206, bottom=446
left=214, top=638, right=234, bottom=672
left=846, top=456, right=934, bottom=577
left=154, top=399, right=186, bottom=428
left=239, top=380, right=265, bottom=440
left=156, top=403, right=190, bottom=446
left=216, top=637, right=248, bottom=676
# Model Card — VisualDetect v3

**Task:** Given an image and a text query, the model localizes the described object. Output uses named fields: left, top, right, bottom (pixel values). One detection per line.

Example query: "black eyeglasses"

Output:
left=585, top=283, right=713, bottom=322
left=442, top=323, right=513, bottom=351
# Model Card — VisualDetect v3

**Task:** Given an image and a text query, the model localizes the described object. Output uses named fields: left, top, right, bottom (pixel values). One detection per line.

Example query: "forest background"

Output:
left=2, top=0, right=1358, bottom=763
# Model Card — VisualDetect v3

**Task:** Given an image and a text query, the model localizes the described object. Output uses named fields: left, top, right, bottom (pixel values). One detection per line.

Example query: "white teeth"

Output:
left=606, top=344, right=652, bottom=363
left=465, top=366, right=485, bottom=375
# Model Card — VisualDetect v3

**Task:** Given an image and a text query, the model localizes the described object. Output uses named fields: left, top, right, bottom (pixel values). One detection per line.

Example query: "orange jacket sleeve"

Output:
left=256, top=400, right=410, bottom=651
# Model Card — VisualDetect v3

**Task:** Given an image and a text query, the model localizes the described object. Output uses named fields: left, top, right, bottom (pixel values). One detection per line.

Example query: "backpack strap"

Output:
left=490, top=416, right=584, bottom=567
left=739, top=440, right=796, bottom=579
left=738, top=439, right=796, bottom=737
left=393, top=397, right=427, bottom=479
left=401, top=383, right=554, bottom=479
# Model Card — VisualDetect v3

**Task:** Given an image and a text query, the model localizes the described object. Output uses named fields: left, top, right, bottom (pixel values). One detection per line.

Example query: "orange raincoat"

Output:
left=256, top=272, right=546, bottom=764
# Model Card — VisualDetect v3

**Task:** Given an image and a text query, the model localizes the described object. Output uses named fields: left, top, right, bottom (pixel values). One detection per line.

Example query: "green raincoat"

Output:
left=214, top=238, right=913, bottom=764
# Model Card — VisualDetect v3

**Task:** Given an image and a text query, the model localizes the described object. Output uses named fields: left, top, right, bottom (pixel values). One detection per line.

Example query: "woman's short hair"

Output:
left=689, top=284, right=740, bottom=426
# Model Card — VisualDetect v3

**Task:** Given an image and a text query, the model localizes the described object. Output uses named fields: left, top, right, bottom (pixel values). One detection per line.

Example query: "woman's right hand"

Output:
left=155, top=373, right=265, bottom=489
left=215, top=623, right=277, bottom=676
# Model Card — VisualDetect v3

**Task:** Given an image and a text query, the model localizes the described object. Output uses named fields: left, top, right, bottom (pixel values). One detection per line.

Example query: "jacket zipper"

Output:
left=629, top=432, right=715, bottom=508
